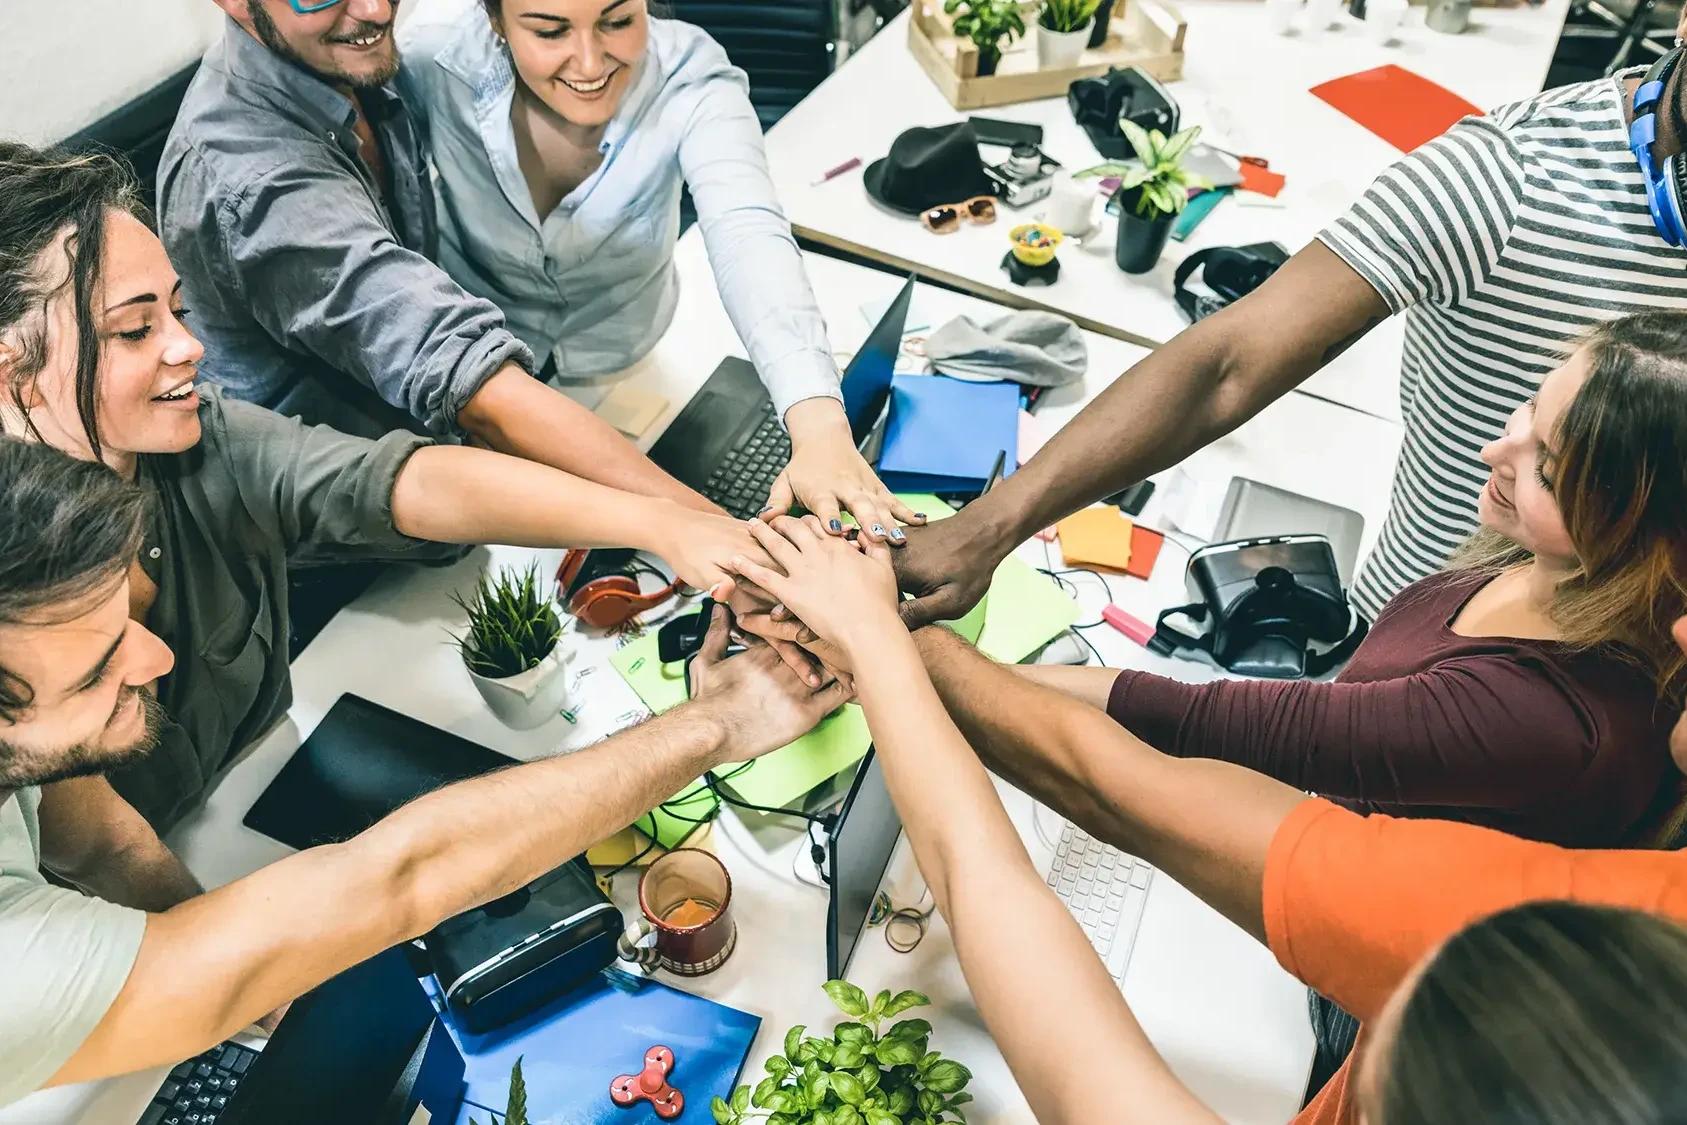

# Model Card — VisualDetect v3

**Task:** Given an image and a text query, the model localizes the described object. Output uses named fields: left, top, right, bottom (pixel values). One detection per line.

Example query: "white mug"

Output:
left=1042, top=172, right=1100, bottom=238
left=1264, top=0, right=1301, bottom=35
left=1366, top=0, right=1408, bottom=42
left=1304, top=0, right=1344, bottom=36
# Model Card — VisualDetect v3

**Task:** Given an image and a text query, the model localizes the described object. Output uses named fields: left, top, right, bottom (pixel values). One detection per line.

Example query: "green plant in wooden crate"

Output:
left=1039, top=0, right=1103, bottom=32
left=713, top=982, right=974, bottom=1125
left=452, top=562, right=563, bottom=679
left=471, top=1056, right=527, bottom=1125
left=1117, top=120, right=1212, bottom=219
left=943, top=0, right=1026, bottom=72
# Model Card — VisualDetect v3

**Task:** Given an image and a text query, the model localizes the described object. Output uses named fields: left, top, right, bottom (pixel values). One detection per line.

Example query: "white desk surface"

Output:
left=38, top=235, right=1406, bottom=1125
left=765, top=0, right=1570, bottom=422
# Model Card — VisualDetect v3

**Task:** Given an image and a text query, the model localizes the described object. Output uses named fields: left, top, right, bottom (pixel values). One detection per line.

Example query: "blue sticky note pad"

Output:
left=445, top=973, right=760, bottom=1125
left=877, top=375, right=1020, bottom=494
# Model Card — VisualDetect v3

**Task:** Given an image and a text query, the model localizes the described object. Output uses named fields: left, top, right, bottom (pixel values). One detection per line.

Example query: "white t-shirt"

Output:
left=0, top=788, right=146, bottom=1108
left=1322, top=71, right=1687, bottom=620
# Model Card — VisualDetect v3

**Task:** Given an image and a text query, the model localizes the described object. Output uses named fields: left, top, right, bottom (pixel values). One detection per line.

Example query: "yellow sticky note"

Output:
left=1057, top=507, right=1135, bottom=572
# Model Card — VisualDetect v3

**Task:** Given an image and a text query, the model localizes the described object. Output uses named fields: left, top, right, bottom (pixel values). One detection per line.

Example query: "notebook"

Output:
left=876, top=375, right=1021, bottom=494
left=442, top=972, right=760, bottom=1125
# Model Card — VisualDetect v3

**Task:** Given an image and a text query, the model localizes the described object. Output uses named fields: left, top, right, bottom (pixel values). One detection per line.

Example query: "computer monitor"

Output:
left=826, top=751, right=904, bottom=981
left=841, top=277, right=916, bottom=448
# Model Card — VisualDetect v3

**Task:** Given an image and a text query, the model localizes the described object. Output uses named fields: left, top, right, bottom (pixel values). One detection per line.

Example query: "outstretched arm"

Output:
left=894, top=243, right=1387, bottom=626
left=727, top=517, right=1226, bottom=1125
left=45, top=616, right=847, bottom=1090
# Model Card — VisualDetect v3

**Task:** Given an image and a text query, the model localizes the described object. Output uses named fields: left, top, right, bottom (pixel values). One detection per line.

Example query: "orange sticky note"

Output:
left=1056, top=507, right=1135, bottom=571
left=1238, top=161, right=1286, bottom=199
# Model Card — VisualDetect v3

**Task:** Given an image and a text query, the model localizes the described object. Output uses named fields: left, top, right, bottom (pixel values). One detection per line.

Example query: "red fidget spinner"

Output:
left=610, top=1045, right=684, bottom=1119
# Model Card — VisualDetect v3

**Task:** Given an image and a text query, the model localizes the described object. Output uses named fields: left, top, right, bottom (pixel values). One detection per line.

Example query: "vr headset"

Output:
left=1149, top=535, right=1369, bottom=679
left=1174, top=242, right=1290, bottom=323
left=1069, top=66, right=1179, bottom=161
left=424, top=855, right=622, bottom=1033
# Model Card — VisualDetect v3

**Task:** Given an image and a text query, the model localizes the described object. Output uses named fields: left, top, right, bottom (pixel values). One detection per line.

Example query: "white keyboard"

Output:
left=1046, top=822, right=1154, bottom=985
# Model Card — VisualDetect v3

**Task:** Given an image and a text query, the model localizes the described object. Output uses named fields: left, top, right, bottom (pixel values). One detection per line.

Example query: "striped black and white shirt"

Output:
left=1320, top=71, right=1687, bottom=621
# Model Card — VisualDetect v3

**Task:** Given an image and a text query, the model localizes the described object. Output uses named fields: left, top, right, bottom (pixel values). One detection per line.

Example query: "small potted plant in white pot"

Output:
left=944, top=0, right=1026, bottom=76
left=453, top=562, right=573, bottom=730
left=1038, top=0, right=1103, bottom=68
left=1113, top=120, right=1210, bottom=274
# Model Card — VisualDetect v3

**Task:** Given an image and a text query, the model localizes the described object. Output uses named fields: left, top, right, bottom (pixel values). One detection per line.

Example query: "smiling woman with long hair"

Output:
left=1024, top=312, right=1687, bottom=850
left=398, top=0, right=918, bottom=543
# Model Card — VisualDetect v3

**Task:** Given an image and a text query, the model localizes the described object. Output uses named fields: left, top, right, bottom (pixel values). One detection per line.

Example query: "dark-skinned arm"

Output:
left=913, top=627, right=1309, bottom=944
left=895, top=243, right=1387, bottom=626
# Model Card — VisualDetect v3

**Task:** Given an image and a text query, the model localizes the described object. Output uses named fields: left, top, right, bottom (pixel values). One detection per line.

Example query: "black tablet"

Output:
left=244, top=693, right=516, bottom=850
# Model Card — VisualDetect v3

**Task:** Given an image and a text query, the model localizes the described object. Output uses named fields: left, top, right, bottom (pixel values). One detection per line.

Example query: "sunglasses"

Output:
left=288, top=0, right=346, bottom=11
left=921, top=196, right=997, bottom=234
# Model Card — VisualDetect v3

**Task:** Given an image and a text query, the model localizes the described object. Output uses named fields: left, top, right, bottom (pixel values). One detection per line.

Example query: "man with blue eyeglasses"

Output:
left=157, top=0, right=719, bottom=510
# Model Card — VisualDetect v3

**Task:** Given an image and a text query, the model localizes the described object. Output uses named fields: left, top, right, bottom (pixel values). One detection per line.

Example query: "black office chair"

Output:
left=1558, top=0, right=1680, bottom=77
left=61, top=64, right=199, bottom=215
left=662, top=0, right=840, bottom=129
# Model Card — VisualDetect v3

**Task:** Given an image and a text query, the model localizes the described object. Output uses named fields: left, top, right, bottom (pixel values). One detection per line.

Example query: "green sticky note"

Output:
left=609, top=628, right=872, bottom=811
left=895, top=493, right=1078, bottom=662
left=641, top=779, right=720, bottom=850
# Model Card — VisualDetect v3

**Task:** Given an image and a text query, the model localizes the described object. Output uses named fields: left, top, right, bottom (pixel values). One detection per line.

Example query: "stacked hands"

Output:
left=682, top=515, right=909, bottom=737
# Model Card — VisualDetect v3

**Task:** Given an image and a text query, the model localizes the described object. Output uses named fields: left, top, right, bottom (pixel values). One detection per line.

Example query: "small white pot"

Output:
left=1037, top=18, right=1093, bottom=69
left=466, top=640, right=575, bottom=730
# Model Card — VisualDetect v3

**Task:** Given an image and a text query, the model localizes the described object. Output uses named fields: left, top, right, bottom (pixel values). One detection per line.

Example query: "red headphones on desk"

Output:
left=557, top=548, right=683, bottom=630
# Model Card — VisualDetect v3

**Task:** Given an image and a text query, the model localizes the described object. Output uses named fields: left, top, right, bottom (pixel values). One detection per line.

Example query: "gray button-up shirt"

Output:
left=106, top=387, right=460, bottom=832
left=399, top=4, right=843, bottom=416
left=157, top=17, right=534, bottom=441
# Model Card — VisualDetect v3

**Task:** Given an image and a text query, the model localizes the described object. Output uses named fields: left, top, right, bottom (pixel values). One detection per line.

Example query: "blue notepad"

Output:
left=876, top=374, right=1020, bottom=494
left=443, top=972, right=760, bottom=1124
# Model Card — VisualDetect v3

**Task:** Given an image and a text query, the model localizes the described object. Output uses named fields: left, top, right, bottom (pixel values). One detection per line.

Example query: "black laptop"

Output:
left=648, top=276, right=915, bottom=518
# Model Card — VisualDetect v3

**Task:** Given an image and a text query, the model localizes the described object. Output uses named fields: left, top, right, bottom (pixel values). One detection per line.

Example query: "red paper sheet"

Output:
left=1310, top=65, right=1483, bottom=152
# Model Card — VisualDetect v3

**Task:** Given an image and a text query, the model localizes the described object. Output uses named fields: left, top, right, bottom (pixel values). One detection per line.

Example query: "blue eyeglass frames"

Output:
left=288, top=0, right=346, bottom=12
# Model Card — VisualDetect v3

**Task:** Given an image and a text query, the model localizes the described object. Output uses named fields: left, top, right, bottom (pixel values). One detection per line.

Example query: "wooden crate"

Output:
left=909, top=0, right=1186, bottom=111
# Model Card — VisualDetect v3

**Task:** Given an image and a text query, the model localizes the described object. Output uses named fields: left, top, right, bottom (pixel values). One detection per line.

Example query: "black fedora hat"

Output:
left=864, top=122, right=997, bottom=216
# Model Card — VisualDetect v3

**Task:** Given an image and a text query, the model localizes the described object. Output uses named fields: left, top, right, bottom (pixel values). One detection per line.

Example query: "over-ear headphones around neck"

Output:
left=556, top=548, right=683, bottom=630
left=1630, top=44, right=1687, bottom=248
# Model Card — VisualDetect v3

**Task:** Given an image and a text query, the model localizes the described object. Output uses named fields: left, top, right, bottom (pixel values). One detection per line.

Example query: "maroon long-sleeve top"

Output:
left=1106, top=571, right=1681, bottom=847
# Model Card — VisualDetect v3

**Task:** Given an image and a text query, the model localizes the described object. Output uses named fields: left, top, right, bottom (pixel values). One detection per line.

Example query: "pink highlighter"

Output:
left=1101, top=604, right=1157, bottom=647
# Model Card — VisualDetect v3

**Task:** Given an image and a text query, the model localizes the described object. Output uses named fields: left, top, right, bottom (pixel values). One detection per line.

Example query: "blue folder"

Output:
left=444, top=972, right=760, bottom=1125
left=876, top=374, right=1020, bottom=494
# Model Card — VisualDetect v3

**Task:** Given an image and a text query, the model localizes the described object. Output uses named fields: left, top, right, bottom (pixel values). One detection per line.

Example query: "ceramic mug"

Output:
left=1264, top=0, right=1301, bottom=34
left=1042, top=172, right=1100, bottom=238
left=617, top=849, right=737, bottom=976
left=1304, top=0, right=1344, bottom=36
left=1366, top=0, right=1408, bottom=42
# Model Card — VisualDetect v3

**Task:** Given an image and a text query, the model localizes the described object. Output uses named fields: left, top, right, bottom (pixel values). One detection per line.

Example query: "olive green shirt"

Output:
left=108, top=387, right=461, bottom=831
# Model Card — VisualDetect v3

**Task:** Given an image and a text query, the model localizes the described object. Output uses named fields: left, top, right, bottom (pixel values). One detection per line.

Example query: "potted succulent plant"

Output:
left=714, top=982, right=974, bottom=1125
left=453, top=562, right=573, bottom=730
left=1088, top=0, right=1119, bottom=47
left=943, top=0, right=1026, bottom=77
left=1112, top=120, right=1211, bottom=274
left=1037, top=0, right=1104, bottom=68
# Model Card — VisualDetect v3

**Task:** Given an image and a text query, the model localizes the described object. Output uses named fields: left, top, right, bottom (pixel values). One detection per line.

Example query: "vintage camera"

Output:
left=984, top=143, right=1060, bottom=208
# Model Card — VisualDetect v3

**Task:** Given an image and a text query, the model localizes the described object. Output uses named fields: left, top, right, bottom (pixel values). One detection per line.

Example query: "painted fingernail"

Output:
left=870, top=524, right=887, bottom=538
left=758, top=505, right=774, bottom=515
left=890, top=528, right=907, bottom=542
left=915, top=512, right=928, bottom=521
left=829, top=519, right=844, bottom=533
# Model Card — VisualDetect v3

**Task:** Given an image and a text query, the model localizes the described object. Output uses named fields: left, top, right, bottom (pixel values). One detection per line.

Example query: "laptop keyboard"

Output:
left=702, top=400, right=792, bottom=519
left=141, top=1041, right=259, bottom=1125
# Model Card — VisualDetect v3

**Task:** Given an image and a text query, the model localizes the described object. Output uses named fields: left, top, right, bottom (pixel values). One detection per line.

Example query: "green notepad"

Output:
left=607, top=492, right=1078, bottom=832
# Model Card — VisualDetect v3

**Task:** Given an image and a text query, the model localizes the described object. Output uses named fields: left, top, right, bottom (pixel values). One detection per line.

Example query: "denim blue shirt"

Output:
left=398, top=3, right=843, bottom=420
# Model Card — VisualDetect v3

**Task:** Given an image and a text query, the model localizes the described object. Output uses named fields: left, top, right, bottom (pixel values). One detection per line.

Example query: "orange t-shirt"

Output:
left=1262, top=798, right=1687, bottom=1125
